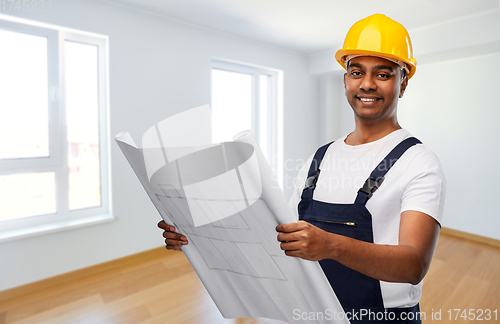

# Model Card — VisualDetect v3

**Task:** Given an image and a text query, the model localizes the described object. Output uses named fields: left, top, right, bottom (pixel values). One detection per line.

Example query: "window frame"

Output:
left=211, top=59, right=283, bottom=187
left=0, top=16, right=112, bottom=242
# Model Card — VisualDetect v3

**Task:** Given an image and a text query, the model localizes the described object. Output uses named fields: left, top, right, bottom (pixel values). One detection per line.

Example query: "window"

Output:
left=0, top=17, right=111, bottom=242
left=211, top=59, right=283, bottom=186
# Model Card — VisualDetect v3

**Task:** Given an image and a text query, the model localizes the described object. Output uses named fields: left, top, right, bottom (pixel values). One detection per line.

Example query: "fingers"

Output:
left=164, top=234, right=188, bottom=251
left=280, top=240, right=316, bottom=260
left=165, top=238, right=187, bottom=248
left=283, top=250, right=300, bottom=258
left=277, top=232, right=297, bottom=242
left=279, top=241, right=303, bottom=259
left=158, top=220, right=175, bottom=232
left=276, top=221, right=326, bottom=261
left=279, top=241, right=300, bottom=251
left=163, top=230, right=188, bottom=242
left=276, top=220, right=308, bottom=233
left=276, top=222, right=310, bottom=243
left=158, top=220, right=188, bottom=251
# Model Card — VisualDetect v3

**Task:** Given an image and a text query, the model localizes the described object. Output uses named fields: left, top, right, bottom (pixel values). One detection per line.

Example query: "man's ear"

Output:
left=343, top=72, right=347, bottom=88
left=399, top=75, right=408, bottom=98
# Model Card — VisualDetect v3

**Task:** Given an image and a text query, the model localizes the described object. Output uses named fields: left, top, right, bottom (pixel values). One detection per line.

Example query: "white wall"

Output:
left=308, top=10, right=500, bottom=76
left=317, top=71, right=354, bottom=143
left=399, top=52, right=500, bottom=240
left=0, top=0, right=317, bottom=291
left=310, top=9, right=500, bottom=241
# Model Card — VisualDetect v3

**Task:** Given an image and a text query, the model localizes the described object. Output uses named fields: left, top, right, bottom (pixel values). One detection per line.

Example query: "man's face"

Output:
left=344, top=56, right=408, bottom=122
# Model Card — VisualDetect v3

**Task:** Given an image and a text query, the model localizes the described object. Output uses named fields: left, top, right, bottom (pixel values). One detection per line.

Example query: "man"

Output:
left=159, top=14, right=446, bottom=323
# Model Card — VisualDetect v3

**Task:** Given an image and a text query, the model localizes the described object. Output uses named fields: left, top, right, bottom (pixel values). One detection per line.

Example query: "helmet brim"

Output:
left=335, top=49, right=416, bottom=79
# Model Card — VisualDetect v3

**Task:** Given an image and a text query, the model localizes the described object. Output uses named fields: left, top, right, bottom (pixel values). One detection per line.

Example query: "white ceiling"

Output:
left=107, top=0, right=499, bottom=55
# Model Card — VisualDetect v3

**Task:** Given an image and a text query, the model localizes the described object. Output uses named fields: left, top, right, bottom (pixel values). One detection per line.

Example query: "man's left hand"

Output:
left=276, top=221, right=333, bottom=261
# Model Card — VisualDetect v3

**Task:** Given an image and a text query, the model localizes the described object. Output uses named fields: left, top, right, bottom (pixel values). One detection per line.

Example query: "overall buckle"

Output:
left=304, top=169, right=321, bottom=190
left=358, top=177, right=385, bottom=198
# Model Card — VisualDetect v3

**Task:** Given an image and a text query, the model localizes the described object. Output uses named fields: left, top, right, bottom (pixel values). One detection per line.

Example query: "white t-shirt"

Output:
left=288, top=129, right=447, bottom=308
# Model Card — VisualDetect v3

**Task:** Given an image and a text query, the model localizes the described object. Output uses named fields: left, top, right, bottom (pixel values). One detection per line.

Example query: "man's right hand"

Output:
left=157, top=220, right=188, bottom=251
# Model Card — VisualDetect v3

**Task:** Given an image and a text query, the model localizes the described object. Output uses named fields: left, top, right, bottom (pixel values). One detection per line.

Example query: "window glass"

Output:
left=211, top=69, right=252, bottom=143
left=65, top=41, right=101, bottom=210
left=259, top=75, right=270, bottom=160
left=0, top=173, right=56, bottom=221
left=0, top=29, right=49, bottom=159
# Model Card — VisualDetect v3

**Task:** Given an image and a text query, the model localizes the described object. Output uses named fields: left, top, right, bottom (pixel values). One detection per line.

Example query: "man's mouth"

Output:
left=356, top=96, right=381, bottom=103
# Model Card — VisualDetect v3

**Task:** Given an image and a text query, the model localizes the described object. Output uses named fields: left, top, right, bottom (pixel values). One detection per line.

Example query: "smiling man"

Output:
left=159, top=13, right=446, bottom=324
left=276, top=14, right=446, bottom=323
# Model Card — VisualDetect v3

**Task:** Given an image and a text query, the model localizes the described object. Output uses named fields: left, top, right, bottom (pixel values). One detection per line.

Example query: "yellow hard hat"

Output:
left=335, top=14, right=417, bottom=79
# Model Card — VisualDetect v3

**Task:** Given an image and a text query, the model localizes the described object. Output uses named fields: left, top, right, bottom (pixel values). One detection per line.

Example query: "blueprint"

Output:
left=116, top=105, right=349, bottom=324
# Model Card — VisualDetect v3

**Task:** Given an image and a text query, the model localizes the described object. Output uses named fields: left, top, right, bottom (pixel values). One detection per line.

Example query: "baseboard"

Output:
left=0, top=246, right=170, bottom=304
left=441, top=227, right=500, bottom=248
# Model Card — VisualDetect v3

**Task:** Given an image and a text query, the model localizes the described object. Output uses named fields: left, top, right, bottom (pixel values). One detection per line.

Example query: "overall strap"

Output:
left=354, top=137, right=422, bottom=205
left=301, top=141, right=334, bottom=199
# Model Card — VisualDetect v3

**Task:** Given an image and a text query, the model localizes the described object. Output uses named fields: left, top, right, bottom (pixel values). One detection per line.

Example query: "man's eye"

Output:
left=351, top=71, right=361, bottom=76
left=378, top=73, right=389, bottom=78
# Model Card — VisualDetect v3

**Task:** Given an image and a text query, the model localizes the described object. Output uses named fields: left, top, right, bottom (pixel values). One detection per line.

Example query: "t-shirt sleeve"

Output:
left=287, top=155, right=313, bottom=221
left=400, top=149, right=447, bottom=225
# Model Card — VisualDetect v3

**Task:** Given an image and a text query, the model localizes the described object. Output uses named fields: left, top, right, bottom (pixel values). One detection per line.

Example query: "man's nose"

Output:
left=359, top=74, right=377, bottom=91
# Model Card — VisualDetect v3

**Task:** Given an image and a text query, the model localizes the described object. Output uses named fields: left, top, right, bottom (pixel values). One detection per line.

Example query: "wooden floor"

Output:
left=1, top=232, right=499, bottom=324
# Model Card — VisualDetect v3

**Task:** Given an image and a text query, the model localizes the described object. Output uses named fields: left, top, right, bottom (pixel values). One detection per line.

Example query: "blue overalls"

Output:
left=298, top=137, right=423, bottom=323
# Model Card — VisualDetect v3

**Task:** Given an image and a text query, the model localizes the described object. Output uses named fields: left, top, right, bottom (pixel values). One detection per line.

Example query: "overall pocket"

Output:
left=298, top=198, right=384, bottom=310
left=300, top=199, right=374, bottom=243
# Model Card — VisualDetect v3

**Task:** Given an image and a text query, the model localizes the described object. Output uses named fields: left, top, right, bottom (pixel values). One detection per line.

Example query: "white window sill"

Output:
left=0, top=213, right=115, bottom=243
